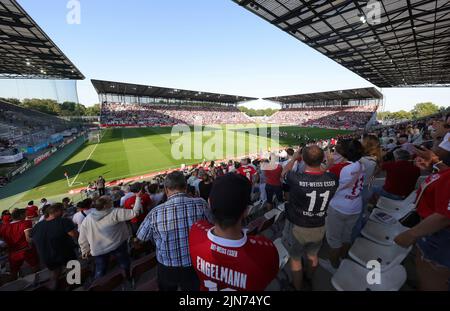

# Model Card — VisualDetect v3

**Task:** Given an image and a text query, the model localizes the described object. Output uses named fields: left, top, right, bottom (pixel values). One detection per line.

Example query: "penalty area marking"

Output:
left=69, top=131, right=105, bottom=187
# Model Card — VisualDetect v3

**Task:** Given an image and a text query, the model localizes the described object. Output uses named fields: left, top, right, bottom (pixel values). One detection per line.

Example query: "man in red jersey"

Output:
left=189, top=173, right=279, bottom=291
left=124, top=183, right=152, bottom=235
left=0, top=209, right=39, bottom=280
left=25, top=201, right=39, bottom=220
left=236, top=158, right=258, bottom=184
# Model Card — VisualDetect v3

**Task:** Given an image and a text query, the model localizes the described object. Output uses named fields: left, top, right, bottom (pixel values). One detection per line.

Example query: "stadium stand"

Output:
left=100, top=102, right=253, bottom=126
left=0, top=109, right=448, bottom=292
left=92, top=80, right=256, bottom=127
left=266, top=88, right=382, bottom=129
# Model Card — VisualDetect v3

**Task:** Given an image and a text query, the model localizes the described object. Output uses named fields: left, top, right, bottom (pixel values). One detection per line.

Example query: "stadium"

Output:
left=0, top=0, right=449, bottom=296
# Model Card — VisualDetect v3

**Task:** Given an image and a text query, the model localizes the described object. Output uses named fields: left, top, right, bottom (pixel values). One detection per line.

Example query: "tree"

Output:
left=85, top=104, right=101, bottom=116
left=411, top=102, right=439, bottom=119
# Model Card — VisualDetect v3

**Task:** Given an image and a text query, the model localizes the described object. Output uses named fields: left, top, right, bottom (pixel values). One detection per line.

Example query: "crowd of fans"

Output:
left=0, top=110, right=449, bottom=291
left=269, top=105, right=378, bottom=129
left=100, top=103, right=252, bottom=126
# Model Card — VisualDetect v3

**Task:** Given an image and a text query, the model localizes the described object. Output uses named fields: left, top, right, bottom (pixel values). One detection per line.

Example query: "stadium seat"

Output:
left=246, top=217, right=266, bottom=235
left=331, top=259, right=407, bottom=291
left=135, top=276, right=159, bottom=291
left=264, top=209, right=282, bottom=222
left=258, top=215, right=276, bottom=233
left=349, top=238, right=412, bottom=272
left=368, top=208, right=399, bottom=225
left=375, top=191, right=416, bottom=220
left=0, top=278, right=32, bottom=291
left=88, top=269, right=124, bottom=291
left=273, top=238, right=289, bottom=269
left=131, top=253, right=157, bottom=285
left=361, top=220, right=409, bottom=246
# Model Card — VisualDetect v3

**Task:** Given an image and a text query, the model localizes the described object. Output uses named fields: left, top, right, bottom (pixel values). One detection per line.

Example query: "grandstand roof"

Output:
left=0, top=0, right=84, bottom=80
left=91, top=80, right=258, bottom=104
left=264, top=87, right=383, bottom=104
left=233, top=0, right=450, bottom=87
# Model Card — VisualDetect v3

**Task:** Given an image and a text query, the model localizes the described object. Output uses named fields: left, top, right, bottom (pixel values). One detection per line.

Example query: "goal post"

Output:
left=88, top=129, right=101, bottom=144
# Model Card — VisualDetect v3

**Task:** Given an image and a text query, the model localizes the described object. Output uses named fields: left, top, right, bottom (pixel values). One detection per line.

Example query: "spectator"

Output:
left=0, top=208, right=39, bottom=280
left=119, top=185, right=134, bottom=207
left=282, top=146, right=338, bottom=290
left=136, top=171, right=209, bottom=291
left=324, top=139, right=365, bottom=270
left=197, top=173, right=213, bottom=202
left=148, top=183, right=164, bottom=207
left=394, top=160, right=450, bottom=290
left=72, top=198, right=93, bottom=229
left=25, top=201, right=39, bottom=220
left=187, top=169, right=199, bottom=196
left=97, top=176, right=106, bottom=196
left=262, top=157, right=283, bottom=210
left=237, top=158, right=258, bottom=184
left=62, top=197, right=76, bottom=218
left=123, top=183, right=152, bottom=235
left=40, top=198, right=51, bottom=209
left=374, top=149, right=420, bottom=200
left=78, top=195, right=142, bottom=280
left=1, top=210, right=11, bottom=224
left=352, top=135, right=382, bottom=240
left=189, top=173, right=279, bottom=291
left=31, top=203, right=78, bottom=290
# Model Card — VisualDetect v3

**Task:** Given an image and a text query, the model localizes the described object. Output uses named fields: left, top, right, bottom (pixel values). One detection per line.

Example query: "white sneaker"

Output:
left=319, top=258, right=337, bottom=275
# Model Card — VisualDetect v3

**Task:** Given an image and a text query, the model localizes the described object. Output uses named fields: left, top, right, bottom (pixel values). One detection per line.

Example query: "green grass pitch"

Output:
left=0, top=125, right=351, bottom=210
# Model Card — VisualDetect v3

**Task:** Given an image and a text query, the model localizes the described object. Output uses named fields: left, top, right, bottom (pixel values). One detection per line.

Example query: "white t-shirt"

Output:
left=439, top=132, right=450, bottom=152
left=73, top=209, right=92, bottom=228
left=120, top=192, right=134, bottom=207
left=329, top=161, right=365, bottom=215
left=360, top=156, right=377, bottom=186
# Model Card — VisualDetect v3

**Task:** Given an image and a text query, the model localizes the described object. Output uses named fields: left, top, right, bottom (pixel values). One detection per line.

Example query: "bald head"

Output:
left=302, top=145, right=324, bottom=168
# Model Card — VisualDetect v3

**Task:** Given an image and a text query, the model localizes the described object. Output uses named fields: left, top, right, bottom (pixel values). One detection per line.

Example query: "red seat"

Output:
left=88, top=269, right=124, bottom=291
left=131, top=252, right=157, bottom=283
left=135, top=277, right=158, bottom=291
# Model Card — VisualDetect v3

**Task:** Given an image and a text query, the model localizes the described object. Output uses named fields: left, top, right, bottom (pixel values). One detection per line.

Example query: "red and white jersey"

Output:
left=237, top=165, right=257, bottom=183
left=416, top=168, right=450, bottom=220
left=189, top=220, right=279, bottom=291
left=328, top=161, right=365, bottom=215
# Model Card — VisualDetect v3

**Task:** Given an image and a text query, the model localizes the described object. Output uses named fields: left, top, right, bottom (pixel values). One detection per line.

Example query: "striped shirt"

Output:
left=137, top=192, right=208, bottom=267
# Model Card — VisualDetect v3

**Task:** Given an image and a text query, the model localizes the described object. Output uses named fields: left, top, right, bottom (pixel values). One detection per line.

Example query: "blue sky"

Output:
left=11, top=0, right=450, bottom=111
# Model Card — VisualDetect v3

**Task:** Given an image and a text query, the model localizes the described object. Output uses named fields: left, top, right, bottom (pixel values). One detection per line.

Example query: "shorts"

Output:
left=325, top=207, right=359, bottom=249
left=282, top=183, right=290, bottom=192
left=416, top=229, right=450, bottom=270
left=9, top=248, right=39, bottom=274
left=282, top=221, right=325, bottom=260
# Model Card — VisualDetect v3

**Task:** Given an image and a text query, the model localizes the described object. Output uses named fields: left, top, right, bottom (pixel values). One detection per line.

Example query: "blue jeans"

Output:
left=94, top=241, right=131, bottom=279
left=351, top=185, right=372, bottom=241
left=417, top=229, right=450, bottom=270
left=372, top=186, right=405, bottom=201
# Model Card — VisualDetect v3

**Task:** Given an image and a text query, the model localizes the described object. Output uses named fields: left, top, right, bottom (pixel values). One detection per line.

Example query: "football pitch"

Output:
left=0, top=125, right=351, bottom=210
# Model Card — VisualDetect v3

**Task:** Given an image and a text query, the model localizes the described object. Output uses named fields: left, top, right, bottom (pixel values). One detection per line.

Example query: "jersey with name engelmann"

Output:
left=189, top=220, right=279, bottom=291
left=285, top=170, right=339, bottom=227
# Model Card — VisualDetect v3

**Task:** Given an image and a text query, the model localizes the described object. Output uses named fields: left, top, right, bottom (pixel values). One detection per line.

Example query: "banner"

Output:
left=0, top=152, right=23, bottom=164
left=10, top=161, right=33, bottom=178
left=34, top=151, right=52, bottom=166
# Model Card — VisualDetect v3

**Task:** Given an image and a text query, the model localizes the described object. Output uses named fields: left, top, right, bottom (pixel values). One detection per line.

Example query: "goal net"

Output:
left=88, top=130, right=101, bottom=143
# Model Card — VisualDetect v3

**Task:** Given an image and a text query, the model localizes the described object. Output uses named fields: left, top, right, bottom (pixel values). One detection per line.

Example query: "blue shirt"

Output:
left=137, top=192, right=208, bottom=267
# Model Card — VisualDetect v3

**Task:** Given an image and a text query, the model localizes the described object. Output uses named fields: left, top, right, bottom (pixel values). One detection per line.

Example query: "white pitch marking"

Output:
left=69, top=131, right=104, bottom=187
